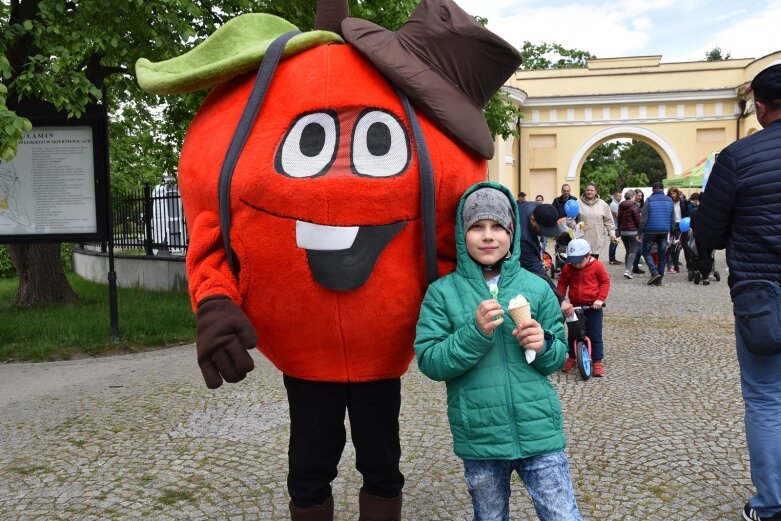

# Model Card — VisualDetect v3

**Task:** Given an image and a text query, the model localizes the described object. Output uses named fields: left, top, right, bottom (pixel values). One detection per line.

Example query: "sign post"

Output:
left=2, top=98, right=118, bottom=338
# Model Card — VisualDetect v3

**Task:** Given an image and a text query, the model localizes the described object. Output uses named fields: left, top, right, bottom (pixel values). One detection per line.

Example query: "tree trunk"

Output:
left=7, top=243, right=79, bottom=307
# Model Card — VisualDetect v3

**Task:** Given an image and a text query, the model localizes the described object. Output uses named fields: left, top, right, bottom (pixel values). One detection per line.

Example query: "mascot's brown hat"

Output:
left=342, top=0, right=522, bottom=159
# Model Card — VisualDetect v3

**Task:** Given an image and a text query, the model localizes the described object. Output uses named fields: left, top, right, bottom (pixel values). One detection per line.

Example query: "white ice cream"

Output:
left=508, top=294, right=528, bottom=308
left=507, top=294, right=536, bottom=364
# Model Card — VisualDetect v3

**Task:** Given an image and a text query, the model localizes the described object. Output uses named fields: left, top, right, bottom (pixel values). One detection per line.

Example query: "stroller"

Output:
left=687, top=234, right=720, bottom=285
left=665, top=229, right=685, bottom=273
left=549, top=232, right=572, bottom=279
left=666, top=238, right=682, bottom=270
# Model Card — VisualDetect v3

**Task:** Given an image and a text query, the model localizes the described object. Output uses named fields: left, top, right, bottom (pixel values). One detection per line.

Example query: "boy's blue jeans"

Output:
left=463, top=452, right=583, bottom=521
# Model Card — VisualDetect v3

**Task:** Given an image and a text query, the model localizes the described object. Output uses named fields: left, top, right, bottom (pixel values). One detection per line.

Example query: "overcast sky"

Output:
left=455, top=0, right=781, bottom=64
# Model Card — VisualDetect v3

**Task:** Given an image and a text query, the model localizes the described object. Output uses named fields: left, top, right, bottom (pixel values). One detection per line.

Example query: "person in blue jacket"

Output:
left=639, top=182, right=674, bottom=286
left=696, top=61, right=781, bottom=521
left=415, top=182, right=582, bottom=521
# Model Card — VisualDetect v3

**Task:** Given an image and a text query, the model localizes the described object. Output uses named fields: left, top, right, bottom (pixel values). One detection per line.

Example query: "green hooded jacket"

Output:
left=414, top=181, right=568, bottom=460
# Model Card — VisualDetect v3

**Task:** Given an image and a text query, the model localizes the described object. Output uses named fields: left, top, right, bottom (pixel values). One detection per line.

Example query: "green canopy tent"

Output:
left=663, top=152, right=718, bottom=190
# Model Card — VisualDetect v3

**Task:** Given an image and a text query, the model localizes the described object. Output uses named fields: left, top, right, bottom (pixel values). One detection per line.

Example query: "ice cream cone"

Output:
left=508, top=296, right=536, bottom=363
left=507, top=303, right=531, bottom=326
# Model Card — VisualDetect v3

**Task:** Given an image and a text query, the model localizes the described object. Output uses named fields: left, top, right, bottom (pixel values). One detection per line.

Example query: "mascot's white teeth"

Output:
left=296, top=221, right=359, bottom=251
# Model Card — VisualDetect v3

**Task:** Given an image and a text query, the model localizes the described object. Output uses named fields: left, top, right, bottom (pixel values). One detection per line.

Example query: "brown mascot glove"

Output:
left=196, top=296, right=258, bottom=389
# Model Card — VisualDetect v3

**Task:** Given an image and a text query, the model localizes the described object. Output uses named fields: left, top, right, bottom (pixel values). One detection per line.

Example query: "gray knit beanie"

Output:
left=462, top=187, right=514, bottom=237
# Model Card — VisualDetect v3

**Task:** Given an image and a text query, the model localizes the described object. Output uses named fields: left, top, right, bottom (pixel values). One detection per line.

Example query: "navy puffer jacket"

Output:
left=640, top=192, right=673, bottom=233
left=696, top=119, right=781, bottom=287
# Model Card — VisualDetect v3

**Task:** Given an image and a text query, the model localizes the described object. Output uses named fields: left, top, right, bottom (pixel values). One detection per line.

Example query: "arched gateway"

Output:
left=488, top=51, right=781, bottom=200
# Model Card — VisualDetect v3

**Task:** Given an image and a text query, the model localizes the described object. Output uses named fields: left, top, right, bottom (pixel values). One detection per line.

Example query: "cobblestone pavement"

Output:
left=0, top=251, right=753, bottom=520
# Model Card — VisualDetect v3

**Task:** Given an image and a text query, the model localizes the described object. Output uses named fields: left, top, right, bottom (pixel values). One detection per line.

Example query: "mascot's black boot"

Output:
left=358, top=490, right=402, bottom=521
left=289, top=496, right=334, bottom=521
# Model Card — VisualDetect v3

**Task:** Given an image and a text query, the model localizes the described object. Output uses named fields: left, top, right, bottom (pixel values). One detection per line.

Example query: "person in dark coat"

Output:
left=665, top=187, right=690, bottom=273
left=552, top=183, right=577, bottom=219
left=630, top=189, right=646, bottom=274
left=516, top=202, right=561, bottom=294
left=617, top=189, right=641, bottom=279
left=696, top=61, right=781, bottom=521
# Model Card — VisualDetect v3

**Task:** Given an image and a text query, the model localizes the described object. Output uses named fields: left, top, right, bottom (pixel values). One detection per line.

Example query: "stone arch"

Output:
left=567, top=126, right=682, bottom=182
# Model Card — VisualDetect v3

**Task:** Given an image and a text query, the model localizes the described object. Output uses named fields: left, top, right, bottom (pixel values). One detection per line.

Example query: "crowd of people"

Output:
left=514, top=181, right=709, bottom=378
left=537, top=181, right=707, bottom=287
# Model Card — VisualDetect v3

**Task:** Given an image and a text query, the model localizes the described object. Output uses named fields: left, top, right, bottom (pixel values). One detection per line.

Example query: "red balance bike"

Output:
left=567, top=304, right=603, bottom=381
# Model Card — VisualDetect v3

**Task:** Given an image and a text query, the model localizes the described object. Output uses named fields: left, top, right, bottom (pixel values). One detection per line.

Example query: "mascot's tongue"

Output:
left=296, top=221, right=407, bottom=291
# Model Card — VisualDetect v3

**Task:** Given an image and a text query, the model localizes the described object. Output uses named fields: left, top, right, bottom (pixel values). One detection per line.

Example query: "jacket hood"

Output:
left=455, top=181, right=521, bottom=280
left=580, top=193, right=601, bottom=206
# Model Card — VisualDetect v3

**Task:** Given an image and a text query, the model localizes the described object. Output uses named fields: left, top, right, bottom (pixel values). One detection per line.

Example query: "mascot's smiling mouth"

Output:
left=296, top=221, right=407, bottom=291
left=241, top=200, right=407, bottom=291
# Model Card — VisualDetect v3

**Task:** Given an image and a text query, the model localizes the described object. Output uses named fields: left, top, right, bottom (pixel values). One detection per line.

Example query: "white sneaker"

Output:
left=624, top=270, right=633, bottom=279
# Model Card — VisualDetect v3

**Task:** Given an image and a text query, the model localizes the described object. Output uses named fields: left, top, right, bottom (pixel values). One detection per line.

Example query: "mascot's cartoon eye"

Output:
left=351, top=109, right=410, bottom=178
left=275, top=111, right=339, bottom=178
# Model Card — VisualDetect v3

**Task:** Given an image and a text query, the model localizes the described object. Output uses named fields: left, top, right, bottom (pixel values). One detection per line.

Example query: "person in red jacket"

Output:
left=557, top=239, right=611, bottom=377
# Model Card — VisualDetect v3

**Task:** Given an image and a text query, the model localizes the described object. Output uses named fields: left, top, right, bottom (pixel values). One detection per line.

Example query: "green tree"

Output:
left=581, top=157, right=650, bottom=200
left=580, top=140, right=653, bottom=198
left=485, top=93, right=522, bottom=142
left=704, top=47, right=731, bottom=61
left=621, top=140, right=666, bottom=186
left=1, top=0, right=518, bottom=306
left=1, top=0, right=262, bottom=305
left=519, top=41, right=594, bottom=70
left=513, top=41, right=592, bottom=145
left=580, top=141, right=623, bottom=196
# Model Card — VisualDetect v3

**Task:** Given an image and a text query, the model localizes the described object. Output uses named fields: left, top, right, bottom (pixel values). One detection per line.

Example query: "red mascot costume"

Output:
left=136, top=1, right=520, bottom=518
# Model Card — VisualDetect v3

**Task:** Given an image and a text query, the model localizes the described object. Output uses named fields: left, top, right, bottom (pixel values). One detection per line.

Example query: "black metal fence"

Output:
left=85, top=183, right=189, bottom=256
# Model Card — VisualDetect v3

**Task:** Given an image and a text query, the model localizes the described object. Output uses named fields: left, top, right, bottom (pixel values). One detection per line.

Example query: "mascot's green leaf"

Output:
left=135, top=13, right=343, bottom=94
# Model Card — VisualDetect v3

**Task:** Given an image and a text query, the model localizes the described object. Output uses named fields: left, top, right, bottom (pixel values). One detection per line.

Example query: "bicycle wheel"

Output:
left=574, top=338, right=592, bottom=381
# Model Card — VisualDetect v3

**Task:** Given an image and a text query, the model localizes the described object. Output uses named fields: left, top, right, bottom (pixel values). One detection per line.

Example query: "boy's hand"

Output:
left=475, top=299, right=504, bottom=335
left=561, top=300, right=574, bottom=316
left=512, top=319, right=545, bottom=353
left=592, top=299, right=604, bottom=310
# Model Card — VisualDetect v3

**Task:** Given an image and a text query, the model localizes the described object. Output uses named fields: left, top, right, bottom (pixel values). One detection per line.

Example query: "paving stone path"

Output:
left=0, top=251, right=753, bottom=520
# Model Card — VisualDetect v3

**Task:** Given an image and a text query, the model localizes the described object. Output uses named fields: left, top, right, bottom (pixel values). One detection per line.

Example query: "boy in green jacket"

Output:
left=415, top=182, right=582, bottom=521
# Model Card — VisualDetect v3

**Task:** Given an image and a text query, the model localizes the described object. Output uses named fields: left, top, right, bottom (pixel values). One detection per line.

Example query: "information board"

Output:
left=0, top=100, right=108, bottom=242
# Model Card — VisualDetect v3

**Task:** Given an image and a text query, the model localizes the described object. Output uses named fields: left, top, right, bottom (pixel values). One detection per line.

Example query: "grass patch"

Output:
left=157, top=488, right=197, bottom=506
left=0, top=274, right=195, bottom=362
left=8, top=465, right=51, bottom=475
left=649, top=484, right=674, bottom=502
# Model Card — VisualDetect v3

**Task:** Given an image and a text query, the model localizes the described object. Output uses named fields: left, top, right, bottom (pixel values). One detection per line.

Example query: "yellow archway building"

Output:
left=489, top=51, right=781, bottom=201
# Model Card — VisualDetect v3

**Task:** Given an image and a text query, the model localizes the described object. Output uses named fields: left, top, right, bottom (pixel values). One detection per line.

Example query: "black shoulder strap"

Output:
left=397, top=91, right=438, bottom=285
left=219, top=30, right=301, bottom=277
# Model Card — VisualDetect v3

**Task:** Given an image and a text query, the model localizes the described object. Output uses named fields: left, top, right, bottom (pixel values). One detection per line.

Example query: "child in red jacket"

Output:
left=557, top=239, right=611, bottom=376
